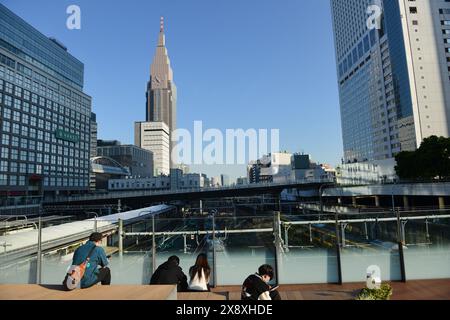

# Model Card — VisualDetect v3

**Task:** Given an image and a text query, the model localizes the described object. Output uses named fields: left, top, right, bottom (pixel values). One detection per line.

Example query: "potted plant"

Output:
left=356, top=283, right=393, bottom=300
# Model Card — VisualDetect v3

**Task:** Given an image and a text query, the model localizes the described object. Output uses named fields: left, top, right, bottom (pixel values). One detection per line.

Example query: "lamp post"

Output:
left=211, top=209, right=218, bottom=288
left=86, top=211, right=99, bottom=232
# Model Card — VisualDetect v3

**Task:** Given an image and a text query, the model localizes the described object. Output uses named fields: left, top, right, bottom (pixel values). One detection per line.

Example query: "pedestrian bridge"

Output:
left=45, top=179, right=334, bottom=205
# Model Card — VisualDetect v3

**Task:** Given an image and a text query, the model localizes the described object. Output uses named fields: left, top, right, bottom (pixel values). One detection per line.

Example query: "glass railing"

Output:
left=1, top=208, right=450, bottom=286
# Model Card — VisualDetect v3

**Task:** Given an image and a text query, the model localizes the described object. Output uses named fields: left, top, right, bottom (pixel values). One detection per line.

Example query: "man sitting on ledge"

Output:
left=241, top=264, right=281, bottom=300
left=71, top=232, right=111, bottom=289
left=150, top=255, right=188, bottom=292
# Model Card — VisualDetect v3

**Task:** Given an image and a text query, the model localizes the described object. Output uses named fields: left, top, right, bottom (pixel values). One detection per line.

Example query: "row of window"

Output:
left=0, top=174, right=88, bottom=188
left=0, top=79, right=91, bottom=125
left=0, top=63, right=90, bottom=116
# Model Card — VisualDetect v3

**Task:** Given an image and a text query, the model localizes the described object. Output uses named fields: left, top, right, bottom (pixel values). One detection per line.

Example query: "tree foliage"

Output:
left=395, top=136, right=450, bottom=180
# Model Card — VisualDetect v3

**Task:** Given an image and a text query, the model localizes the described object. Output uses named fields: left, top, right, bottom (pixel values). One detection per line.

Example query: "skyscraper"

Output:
left=331, top=0, right=450, bottom=163
left=0, top=4, right=92, bottom=198
left=137, top=17, right=177, bottom=175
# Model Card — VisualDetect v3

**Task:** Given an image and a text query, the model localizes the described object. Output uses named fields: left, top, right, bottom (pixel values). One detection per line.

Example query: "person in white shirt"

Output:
left=188, top=253, right=211, bottom=292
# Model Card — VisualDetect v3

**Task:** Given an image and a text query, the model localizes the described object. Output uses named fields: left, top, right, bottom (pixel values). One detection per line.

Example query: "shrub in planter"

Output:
left=356, top=283, right=393, bottom=300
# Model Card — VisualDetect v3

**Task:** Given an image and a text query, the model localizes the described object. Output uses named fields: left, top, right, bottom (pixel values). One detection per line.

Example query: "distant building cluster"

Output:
left=246, top=152, right=336, bottom=185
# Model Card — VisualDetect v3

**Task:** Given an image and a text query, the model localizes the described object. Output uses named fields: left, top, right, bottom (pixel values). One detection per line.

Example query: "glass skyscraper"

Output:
left=0, top=4, right=92, bottom=198
left=331, top=0, right=450, bottom=163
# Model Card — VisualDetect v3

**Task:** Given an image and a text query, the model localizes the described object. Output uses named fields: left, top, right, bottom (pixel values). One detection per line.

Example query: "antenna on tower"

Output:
left=160, top=16, right=164, bottom=32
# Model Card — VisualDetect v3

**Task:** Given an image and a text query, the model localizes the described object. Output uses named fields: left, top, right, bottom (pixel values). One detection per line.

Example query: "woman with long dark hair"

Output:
left=188, top=253, right=211, bottom=292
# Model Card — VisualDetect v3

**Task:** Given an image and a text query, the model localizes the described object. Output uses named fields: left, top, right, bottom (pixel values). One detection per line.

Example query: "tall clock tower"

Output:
left=143, top=17, right=177, bottom=171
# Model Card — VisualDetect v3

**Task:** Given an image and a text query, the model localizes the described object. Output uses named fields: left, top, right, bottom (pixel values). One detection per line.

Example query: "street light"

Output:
left=85, top=211, right=99, bottom=232
left=211, top=209, right=218, bottom=288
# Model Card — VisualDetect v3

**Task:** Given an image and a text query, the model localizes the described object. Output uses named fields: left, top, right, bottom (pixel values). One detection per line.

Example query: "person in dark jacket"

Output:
left=241, top=264, right=281, bottom=300
left=150, top=256, right=188, bottom=292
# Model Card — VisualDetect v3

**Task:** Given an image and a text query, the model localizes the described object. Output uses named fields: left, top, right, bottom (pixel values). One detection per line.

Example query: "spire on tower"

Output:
left=160, top=16, right=164, bottom=33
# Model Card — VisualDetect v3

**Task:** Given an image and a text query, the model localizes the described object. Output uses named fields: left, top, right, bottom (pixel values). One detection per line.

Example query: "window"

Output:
left=0, top=161, right=8, bottom=172
left=0, top=174, right=7, bottom=186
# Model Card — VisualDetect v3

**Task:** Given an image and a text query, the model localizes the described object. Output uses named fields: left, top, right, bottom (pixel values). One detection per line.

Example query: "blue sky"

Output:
left=1, top=0, right=343, bottom=181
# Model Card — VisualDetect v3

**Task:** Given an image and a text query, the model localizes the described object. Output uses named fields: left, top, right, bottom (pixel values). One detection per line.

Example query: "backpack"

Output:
left=63, top=245, right=97, bottom=291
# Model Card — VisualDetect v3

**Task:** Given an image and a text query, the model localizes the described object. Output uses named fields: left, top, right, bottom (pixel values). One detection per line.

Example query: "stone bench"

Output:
left=0, top=284, right=177, bottom=300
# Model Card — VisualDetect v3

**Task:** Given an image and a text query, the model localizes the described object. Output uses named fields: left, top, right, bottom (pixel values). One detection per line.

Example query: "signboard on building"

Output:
left=55, top=129, right=80, bottom=143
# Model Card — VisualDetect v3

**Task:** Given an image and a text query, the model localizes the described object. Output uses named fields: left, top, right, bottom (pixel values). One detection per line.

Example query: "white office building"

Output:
left=135, top=121, right=170, bottom=176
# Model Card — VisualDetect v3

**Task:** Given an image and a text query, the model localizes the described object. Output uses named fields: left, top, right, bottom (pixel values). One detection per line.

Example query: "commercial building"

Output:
left=97, top=140, right=153, bottom=178
left=331, top=0, right=450, bottom=163
left=135, top=121, right=169, bottom=176
left=248, top=152, right=293, bottom=184
left=220, top=174, right=230, bottom=187
left=336, top=158, right=397, bottom=186
left=0, top=4, right=92, bottom=199
left=108, top=170, right=205, bottom=191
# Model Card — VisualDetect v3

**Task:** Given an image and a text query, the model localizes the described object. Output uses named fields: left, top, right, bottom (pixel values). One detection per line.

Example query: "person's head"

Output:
left=190, top=253, right=210, bottom=280
left=258, top=264, right=274, bottom=283
left=89, top=232, right=103, bottom=245
left=168, top=255, right=180, bottom=266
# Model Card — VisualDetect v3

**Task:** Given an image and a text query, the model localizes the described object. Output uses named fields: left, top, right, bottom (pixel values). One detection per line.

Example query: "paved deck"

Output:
left=1, top=279, right=449, bottom=300
left=213, top=279, right=450, bottom=300
left=0, top=284, right=177, bottom=300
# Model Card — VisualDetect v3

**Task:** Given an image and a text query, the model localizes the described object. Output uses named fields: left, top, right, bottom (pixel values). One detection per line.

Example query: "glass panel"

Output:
left=279, top=213, right=339, bottom=284
left=215, top=216, right=275, bottom=286
left=109, top=252, right=152, bottom=285
left=340, top=213, right=402, bottom=282
left=403, top=210, right=450, bottom=280
left=0, top=215, right=39, bottom=284
left=153, top=216, right=209, bottom=287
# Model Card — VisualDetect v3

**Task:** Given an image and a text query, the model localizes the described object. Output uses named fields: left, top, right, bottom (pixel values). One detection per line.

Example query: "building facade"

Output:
left=336, top=158, right=397, bottom=186
left=97, top=141, right=153, bottom=178
left=0, top=4, right=92, bottom=198
left=145, top=17, right=177, bottom=169
left=331, top=0, right=450, bottom=163
left=135, top=121, right=170, bottom=176
left=89, top=112, right=97, bottom=191
left=108, top=171, right=204, bottom=191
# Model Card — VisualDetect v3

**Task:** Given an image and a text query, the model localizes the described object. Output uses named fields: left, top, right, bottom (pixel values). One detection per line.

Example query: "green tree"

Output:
left=395, top=136, right=450, bottom=180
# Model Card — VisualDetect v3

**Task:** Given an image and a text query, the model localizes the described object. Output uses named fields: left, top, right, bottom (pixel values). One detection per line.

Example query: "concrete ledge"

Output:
left=177, top=292, right=227, bottom=300
left=0, top=284, right=177, bottom=300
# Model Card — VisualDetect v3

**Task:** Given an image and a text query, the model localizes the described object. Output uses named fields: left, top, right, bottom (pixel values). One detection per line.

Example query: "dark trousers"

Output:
left=95, top=267, right=111, bottom=286
left=270, top=290, right=281, bottom=300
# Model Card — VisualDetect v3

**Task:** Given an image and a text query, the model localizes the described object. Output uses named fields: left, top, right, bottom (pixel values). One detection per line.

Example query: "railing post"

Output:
left=152, top=215, right=156, bottom=274
left=118, top=218, right=123, bottom=256
left=396, top=209, right=406, bottom=282
left=273, top=211, right=282, bottom=285
left=334, top=212, right=343, bottom=285
left=36, top=216, right=42, bottom=284
left=212, top=210, right=217, bottom=287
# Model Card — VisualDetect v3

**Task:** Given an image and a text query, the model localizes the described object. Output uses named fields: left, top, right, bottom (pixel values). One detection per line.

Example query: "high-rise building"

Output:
left=143, top=17, right=177, bottom=169
left=0, top=4, right=92, bottom=198
left=331, top=0, right=450, bottom=163
left=135, top=121, right=170, bottom=175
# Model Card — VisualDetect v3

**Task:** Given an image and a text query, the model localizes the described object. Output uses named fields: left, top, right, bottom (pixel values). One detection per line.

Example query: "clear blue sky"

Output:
left=2, top=0, right=343, bottom=181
